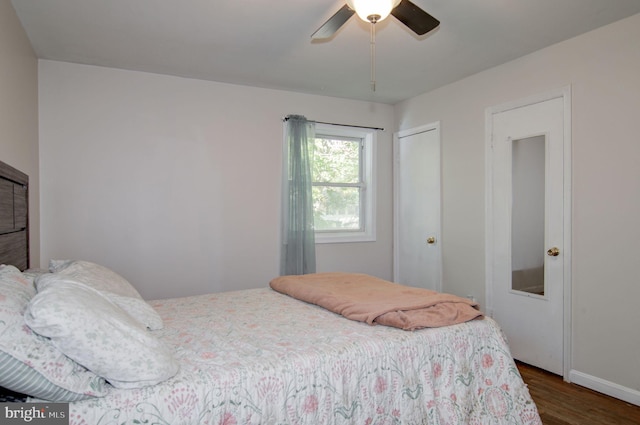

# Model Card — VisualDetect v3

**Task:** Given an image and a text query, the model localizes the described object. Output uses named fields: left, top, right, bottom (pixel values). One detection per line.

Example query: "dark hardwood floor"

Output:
left=516, top=361, right=640, bottom=425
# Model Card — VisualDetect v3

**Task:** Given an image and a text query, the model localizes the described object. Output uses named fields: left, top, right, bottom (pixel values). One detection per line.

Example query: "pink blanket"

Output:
left=270, top=273, right=483, bottom=330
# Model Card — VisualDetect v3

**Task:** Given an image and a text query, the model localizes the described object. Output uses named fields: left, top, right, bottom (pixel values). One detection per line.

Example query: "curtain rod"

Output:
left=282, top=116, right=384, bottom=131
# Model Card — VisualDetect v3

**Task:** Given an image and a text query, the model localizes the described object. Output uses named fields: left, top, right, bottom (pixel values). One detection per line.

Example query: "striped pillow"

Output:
left=0, top=265, right=107, bottom=401
left=0, top=354, right=101, bottom=402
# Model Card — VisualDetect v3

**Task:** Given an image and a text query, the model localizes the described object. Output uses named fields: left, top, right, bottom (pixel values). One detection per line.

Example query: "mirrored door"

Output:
left=489, top=93, right=569, bottom=376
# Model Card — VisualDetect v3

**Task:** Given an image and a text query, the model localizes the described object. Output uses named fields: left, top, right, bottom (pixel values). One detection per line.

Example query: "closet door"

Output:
left=393, top=123, right=442, bottom=291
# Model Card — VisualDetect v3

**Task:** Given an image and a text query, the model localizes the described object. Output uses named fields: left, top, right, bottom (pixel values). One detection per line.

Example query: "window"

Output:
left=312, top=123, right=376, bottom=243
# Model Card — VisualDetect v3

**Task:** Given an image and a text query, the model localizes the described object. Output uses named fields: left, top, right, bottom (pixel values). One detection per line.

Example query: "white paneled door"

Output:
left=487, top=89, right=571, bottom=377
left=393, top=123, right=442, bottom=292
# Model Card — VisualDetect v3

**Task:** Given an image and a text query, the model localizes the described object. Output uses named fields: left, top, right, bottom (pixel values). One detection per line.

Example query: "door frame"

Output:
left=485, top=87, right=572, bottom=380
left=393, top=121, right=442, bottom=292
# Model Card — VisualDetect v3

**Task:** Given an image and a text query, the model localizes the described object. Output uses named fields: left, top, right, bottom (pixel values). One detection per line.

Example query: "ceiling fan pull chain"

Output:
left=370, top=22, right=376, bottom=92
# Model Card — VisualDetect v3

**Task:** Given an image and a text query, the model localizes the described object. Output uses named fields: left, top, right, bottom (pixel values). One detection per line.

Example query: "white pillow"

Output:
left=36, top=273, right=163, bottom=331
left=46, top=260, right=163, bottom=330
left=0, top=265, right=107, bottom=401
left=49, top=259, right=141, bottom=297
left=24, top=280, right=179, bottom=389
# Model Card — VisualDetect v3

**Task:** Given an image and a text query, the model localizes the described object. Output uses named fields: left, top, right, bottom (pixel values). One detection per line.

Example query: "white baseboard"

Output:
left=569, top=369, right=640, bottom=407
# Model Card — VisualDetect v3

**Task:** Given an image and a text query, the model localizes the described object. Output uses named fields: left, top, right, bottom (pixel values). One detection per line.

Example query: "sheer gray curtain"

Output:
left=281, top=115, right=316, bottom=275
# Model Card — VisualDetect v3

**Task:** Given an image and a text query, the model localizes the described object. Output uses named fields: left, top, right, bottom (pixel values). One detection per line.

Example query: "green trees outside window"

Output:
left=311, top=136, right=363, bottom=232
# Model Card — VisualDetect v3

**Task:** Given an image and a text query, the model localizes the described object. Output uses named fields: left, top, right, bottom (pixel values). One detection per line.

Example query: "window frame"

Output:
left=312, top=123, right=376, bottom=244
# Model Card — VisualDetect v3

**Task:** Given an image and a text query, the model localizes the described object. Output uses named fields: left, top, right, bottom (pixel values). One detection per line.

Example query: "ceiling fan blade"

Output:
left=311, top=4, right=355, bottom=40
left=391, top=0, right=440, bottom=36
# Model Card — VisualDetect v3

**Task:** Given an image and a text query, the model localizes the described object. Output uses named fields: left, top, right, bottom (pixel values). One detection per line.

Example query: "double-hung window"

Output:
left=311, top=123, right=376, bottom=243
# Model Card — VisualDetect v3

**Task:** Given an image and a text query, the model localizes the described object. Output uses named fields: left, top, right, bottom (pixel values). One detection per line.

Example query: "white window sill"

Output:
left=315, top=231, right=376, bottom=244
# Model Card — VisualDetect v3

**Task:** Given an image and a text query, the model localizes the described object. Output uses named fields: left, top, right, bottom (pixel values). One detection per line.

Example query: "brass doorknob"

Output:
left=426, top=236, right=436, bottom=245
left=547, top=247, right=560, bottom=257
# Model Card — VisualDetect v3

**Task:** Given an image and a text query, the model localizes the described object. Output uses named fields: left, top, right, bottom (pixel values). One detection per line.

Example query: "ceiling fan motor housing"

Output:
left=346, top=0, right=402, bottom=23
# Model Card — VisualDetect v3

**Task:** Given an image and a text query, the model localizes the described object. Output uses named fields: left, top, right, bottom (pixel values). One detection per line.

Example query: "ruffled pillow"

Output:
left=25, top=279, right=179, bottom=389
left=49, top=260, right=140, bottom=298
left=0, top=265, right=107, bottom=401
left=46, top=260, right=163, bottom=330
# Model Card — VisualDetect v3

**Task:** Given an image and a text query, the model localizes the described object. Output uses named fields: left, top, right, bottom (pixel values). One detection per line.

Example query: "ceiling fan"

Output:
left=311, top=0, right=440, bottom=91
left=311, top=0, right=440, bottom=40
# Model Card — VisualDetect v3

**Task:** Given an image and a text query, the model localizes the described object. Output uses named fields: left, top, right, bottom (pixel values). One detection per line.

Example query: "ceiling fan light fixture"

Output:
left=346, top=0, right=401, bottom=23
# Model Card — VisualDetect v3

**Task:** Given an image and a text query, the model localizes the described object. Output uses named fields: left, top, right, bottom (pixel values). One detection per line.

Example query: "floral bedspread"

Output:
left=67, top=288, right=541, bottom=425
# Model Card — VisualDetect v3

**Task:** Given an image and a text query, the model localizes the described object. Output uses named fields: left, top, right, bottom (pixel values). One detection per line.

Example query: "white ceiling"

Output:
left=11, top=0, right=640, bottom=104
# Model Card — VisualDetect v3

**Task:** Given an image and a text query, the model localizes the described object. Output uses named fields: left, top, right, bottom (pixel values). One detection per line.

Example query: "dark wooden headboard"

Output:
left=0, top=160, right=29, bottom=270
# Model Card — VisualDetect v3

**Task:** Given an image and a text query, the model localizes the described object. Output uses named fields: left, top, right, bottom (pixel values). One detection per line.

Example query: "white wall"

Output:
left=38, top=61, right=394, bottom=300
left=395, top=13, right=640, bottom=399
left=0, top=0, right=39, bottom=265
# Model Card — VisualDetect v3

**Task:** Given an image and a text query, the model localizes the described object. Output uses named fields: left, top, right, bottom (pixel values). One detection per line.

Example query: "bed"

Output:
left=0, top=159, right=542, bottom=424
